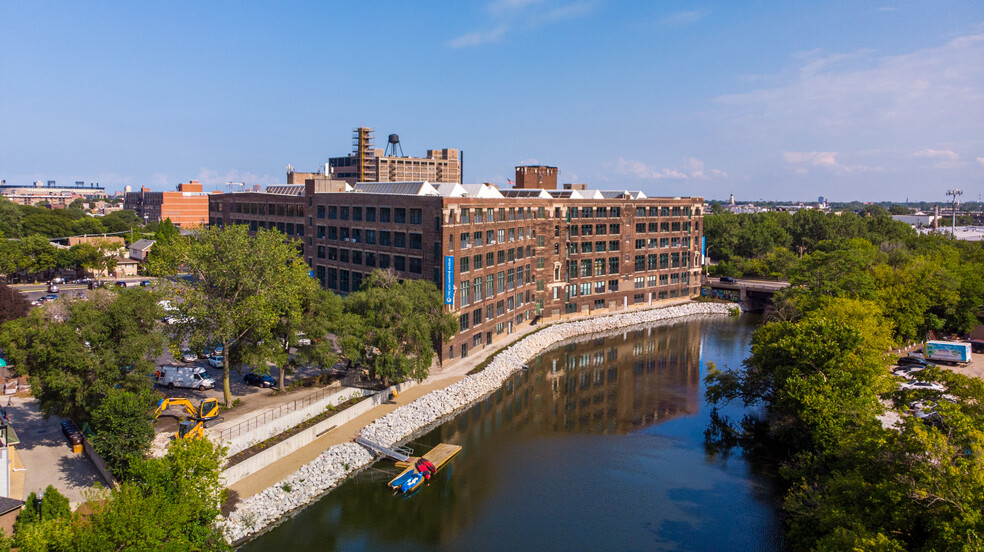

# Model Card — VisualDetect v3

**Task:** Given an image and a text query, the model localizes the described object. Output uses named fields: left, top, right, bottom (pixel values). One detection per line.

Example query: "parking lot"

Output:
left=7, top=396, right=105, bottom=509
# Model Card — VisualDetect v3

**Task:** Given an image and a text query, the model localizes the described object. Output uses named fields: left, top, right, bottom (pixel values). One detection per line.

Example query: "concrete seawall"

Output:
left=217, top=301, right=735, bottom=543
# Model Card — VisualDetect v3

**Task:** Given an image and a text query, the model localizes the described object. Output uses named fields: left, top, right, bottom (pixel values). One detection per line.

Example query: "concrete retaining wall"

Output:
left=220, top=380, right=416, bottom=486
left=81, top=434, right=118, bottom=489
left=218, top=386, right=375, bottom=457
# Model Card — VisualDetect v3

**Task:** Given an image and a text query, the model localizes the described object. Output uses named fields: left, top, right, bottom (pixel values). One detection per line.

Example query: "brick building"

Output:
left=327, top=128, right=462, bottom=185
left=124, top=180, right=210, bottom=227
left=208, top=167, right=703, bottom=364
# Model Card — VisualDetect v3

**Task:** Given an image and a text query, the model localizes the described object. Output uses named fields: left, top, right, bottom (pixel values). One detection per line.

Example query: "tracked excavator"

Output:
left=153, top=397, right=222, bottom=440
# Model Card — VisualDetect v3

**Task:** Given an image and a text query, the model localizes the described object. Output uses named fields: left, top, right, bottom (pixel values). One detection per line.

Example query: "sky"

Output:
left=1, top=1, right=982, bottom=203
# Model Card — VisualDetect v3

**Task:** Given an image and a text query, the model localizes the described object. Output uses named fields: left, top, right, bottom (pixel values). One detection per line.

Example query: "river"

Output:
left=240, top=314, right=786, bottom=551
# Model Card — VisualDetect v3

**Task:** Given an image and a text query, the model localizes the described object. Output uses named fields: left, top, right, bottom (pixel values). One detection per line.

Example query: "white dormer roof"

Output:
left=461, top=183, right=505, bottom=198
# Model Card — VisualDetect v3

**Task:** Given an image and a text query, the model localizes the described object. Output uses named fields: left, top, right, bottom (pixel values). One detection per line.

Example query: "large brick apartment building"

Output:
left=208, top=166, right=704, bottom=363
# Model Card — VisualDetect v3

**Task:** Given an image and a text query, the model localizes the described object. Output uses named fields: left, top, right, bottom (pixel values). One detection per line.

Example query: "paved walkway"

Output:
left=227, top=298, right=693, bottom=500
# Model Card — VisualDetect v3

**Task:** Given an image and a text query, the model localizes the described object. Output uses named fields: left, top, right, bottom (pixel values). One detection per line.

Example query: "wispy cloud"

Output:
left=913, top=148, right=958, bottom=160
left=449, top=26, right=508, bottom=48
left=715, top=31, right=984, bottom=185
left=449, top=0, right=601, bottom=48
left=977, top=157, right=984, bottom=167
left=616, top=156, right=726, bottom=180
left=659, top=10, right=709, bottom=28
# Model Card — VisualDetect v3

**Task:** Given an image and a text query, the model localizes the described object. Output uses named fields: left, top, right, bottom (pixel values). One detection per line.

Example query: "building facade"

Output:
left=208, top=172, right=703, bottom=364
left=124, top=180, right=210, bottom=227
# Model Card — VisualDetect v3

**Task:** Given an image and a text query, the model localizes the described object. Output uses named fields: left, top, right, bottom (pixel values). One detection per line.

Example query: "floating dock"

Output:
left=387, top=443, right=462, bottom=493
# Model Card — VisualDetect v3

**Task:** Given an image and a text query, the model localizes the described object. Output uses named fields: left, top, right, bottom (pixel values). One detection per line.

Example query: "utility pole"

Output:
left=946, top=189, right=963, bottom=238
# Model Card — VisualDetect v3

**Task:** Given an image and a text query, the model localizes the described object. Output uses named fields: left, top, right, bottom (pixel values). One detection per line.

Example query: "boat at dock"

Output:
left=387, top=443, right=462, bottom=493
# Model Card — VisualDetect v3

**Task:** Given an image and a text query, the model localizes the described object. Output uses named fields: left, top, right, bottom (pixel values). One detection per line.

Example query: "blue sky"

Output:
left=1, top=1, right=982, bottom=202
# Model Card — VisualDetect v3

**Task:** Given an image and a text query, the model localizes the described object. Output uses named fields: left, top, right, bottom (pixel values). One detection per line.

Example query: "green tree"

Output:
left=18, top=235, right=59, bottom=278
left=0, top=197, right=22, bottom=238
left=88, top=388, right=158, bottom=478
left=0, top=288, right=165, bottom=425
left=100, top=209, right=143, bottom=233
left=248, top=284, right=344, bottom=392
left=340, top=269, right=458, bottom=384
left=70, top=217, right=107, bottom=236
left=150, top=225, right=313, bottom=405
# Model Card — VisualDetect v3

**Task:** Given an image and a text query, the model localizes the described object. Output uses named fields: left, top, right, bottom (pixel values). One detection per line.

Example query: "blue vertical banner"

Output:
left=444, top=255, right=455, bottom=305
left=701, top=236, right=706, bottom=264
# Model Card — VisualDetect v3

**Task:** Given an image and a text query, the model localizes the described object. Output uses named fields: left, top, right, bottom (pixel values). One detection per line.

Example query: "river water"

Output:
left=241, top=314, right=786, bottom=551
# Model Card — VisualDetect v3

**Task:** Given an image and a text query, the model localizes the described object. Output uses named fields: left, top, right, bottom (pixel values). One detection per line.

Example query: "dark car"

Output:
left=140, top=280, right=152, bottom=287
left=898, top=356, right=936, bottom=368
left=719, top=276, right=737, bottom=283
left=115, top=281, right=128, bottom=287
left=243, top=373, right=276, bottom=388
left=88, top=281, right=104, bottom=289
left=43, top=294, right=58, bottom=302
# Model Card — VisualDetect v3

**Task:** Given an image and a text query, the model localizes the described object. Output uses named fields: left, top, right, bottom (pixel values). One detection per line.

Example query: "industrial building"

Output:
left=327, top=128, right=462, bottom=184
left=0, top=180, right=106, bottom=206
left=208, top=165, right=704, bottom=363
left=123, top=180, right=210, bottom=227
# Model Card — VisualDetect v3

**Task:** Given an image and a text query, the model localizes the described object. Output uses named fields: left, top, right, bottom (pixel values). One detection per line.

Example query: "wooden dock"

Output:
left=388, top=443, right=462, bottom=490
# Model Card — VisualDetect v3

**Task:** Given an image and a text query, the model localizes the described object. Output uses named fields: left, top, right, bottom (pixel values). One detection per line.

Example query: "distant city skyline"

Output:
left=1, top=1, right=982, bottom=202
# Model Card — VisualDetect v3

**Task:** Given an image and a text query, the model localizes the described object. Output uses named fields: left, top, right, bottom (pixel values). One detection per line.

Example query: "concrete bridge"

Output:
left=700, top=277, right=791, bottom=311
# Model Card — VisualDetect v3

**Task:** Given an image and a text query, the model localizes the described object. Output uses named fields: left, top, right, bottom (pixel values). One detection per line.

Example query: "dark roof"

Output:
left=0, top=496, right=24, bottom=516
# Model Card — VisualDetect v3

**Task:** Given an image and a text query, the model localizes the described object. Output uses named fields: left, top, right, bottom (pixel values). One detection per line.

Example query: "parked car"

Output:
left=198, top=347, right=214, bottom=359
left=115, top=281, right=129, bottom=287
left=72, top=277, right=92, bottom=284
left=50, top=277, right=65, bottom=285
left=139, top=280, right=152, bottom=287
left=43, top=294, right=58, bottom=302
left=898, top=356, right=935, bottom=368
left=296, top=333, right=311, bottom=346
left=47, top=284, right=59, bottom=293
left=894, top=365, right=925, bottom=379
left=207, top=356, right=224, bottom=368
left=243, top=372, right=276, bottom=388
left=900, top=381, right=946, bottom=392
left=88, top=281, right=103, bottom=289
left=180, top=350, right=198, bottom=363
left=719, top=276, right=737, bottom=284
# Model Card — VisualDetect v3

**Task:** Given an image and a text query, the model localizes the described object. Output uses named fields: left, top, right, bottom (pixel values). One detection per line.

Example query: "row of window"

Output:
left=459, top=264, right=533, bottom=307
left=458, top=246, right=532, bottom=273
left=632, top=237, right=691, bottom=250
left=316, top=205, right=422, bottom=224
left=565, top=273, right=690, bottom=298
left=633, top=206, right=692, bottom=218
left=458, top=289, right=533, bottom=332
left=633, top=221, right=692, bottom=233
left=452, top=226, right=532, bottom=249
left=232, top=202, right=305, bottom=217
left=563, top=224, right=622, bottom=237
left=316, top=227, right=423, bottom=249
left=212, top=218, right=305, bottom=237
left=315, top=247, right=423, bottom=273
left=632, top=253, right=691, bottom=271
left=459, top=206, right=535, bottom=224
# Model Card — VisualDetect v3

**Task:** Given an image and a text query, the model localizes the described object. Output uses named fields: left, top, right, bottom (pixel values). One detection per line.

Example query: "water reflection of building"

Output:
left=440, top=319, right=704, bottom=446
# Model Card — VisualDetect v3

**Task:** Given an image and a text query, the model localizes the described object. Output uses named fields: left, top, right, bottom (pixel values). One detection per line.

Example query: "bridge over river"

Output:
left=701, top=277, right=791, bottom=311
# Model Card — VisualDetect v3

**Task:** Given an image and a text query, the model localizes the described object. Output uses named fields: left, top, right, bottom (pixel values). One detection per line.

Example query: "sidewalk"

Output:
left=227, top=298, right=692, bottom=500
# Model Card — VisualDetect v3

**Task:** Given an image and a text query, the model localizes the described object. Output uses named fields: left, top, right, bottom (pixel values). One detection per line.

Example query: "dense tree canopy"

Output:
left=340, top=269, right=458, bottom=384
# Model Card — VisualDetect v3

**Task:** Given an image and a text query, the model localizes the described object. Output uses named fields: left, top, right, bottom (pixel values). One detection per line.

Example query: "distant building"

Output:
left=328, top=128, right=461, bottom=185
left=123, top=180, right=210, bottom=227
left=514, top=165, right=558, bottom=190
left=892, top=214, right=938, bottom=228
left=0, top=180, right=106, bottom=206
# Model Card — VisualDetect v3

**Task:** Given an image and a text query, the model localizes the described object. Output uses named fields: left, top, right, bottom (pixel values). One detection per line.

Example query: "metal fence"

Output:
left=217, top=385, right=343, bottom=442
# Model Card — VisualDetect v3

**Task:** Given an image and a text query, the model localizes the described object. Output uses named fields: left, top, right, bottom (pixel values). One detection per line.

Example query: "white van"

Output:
left=155, top=365, right=215, bottom=390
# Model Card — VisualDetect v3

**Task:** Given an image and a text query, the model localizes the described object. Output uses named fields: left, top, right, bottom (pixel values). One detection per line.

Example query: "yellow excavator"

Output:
left=153, top=397, right=222, bottom=440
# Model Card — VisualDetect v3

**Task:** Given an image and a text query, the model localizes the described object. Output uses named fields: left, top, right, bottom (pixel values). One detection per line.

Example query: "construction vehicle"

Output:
left=153, top=397, right=222, bottom=440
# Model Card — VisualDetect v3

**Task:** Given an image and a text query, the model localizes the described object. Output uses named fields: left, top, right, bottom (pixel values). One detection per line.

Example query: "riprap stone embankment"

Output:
left=218, top=301, right=733, bottom=543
